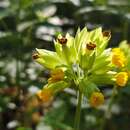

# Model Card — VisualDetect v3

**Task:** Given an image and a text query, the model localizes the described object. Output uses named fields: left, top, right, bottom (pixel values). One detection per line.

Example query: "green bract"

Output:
left=33, top=27, right=114, bottom=100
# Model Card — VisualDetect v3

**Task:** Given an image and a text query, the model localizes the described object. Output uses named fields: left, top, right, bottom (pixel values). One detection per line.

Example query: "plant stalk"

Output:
left=74, top=91, right=83, bottom=130
left=100, top=86, right=117, bottom=130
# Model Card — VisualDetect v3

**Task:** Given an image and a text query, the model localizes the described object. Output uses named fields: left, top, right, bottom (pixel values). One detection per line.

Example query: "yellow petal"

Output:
left=48, top=69, right=64, bottom=83
left=37, top=88, right=53, bottom=102
left=112, top=48, right=126, bottom=68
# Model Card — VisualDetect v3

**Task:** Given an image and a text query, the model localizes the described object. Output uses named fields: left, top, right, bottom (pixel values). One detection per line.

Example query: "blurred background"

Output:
left=0, top=0, right=130, bottom=130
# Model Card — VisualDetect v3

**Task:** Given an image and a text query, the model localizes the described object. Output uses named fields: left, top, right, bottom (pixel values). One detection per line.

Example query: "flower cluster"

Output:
left=33, top=27, right=129, bottom=107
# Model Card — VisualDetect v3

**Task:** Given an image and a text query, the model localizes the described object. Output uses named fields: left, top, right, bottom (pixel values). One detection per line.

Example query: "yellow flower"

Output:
left=112, top=48, right=126, bottom=68
left=37, top=88, right=53, bottom=102
left=48, top=69, right=64, bottom=83
left=90, top=92, right=104, bottom=107
left=115, top=72, right=128, bottom=87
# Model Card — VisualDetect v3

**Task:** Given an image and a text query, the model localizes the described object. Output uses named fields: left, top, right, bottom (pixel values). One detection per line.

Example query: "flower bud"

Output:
left=115, top=72, right=128, bottom=87
left=89, top=92, right=104, bottom=107
left=37, top=88, right=53, bottom=103
left=48, top=69, right=64, bottom=83
left=112, top=48, right=126, bottom=68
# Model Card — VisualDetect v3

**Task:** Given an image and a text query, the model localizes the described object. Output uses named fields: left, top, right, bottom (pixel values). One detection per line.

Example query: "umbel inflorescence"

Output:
left=33, top=27, right=128, bottom=107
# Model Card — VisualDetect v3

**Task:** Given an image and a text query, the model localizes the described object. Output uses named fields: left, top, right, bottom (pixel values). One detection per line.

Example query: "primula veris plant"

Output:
left=33, top=27, right=128, bottom=130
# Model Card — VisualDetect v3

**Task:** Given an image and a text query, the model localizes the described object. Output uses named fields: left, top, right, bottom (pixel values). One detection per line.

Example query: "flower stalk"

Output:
left=100, top=86, right=117, bottom=130
left=74, top=90, right=83, bottom=130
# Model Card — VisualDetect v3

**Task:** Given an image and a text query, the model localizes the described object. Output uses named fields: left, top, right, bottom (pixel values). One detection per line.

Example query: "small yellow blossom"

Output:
left=115, top=72, right=128, bottom=87
left=37, top=88, right=53, bottom=102
left=89, top=92, right=104, bottom=107
left=48, top=69, right=64, bottom=83
left=112, top=48, right=126, bottom=68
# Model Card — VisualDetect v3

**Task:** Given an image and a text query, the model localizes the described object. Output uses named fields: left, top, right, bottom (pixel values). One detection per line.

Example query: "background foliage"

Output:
left=0, top=0, right=130, bottom=130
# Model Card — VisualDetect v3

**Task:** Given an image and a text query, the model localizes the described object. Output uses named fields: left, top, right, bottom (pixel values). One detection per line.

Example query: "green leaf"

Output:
left=17, top=127, right=32, bottom=130
left=0, top=9, right=11, bottom=19
left=20, top=0, right=34, bottom=9
left=44, top=101, right=73, bottom=130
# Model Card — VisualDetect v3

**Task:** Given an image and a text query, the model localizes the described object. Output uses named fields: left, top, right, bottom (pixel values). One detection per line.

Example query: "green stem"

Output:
left=107, top=86, right=117, bottom=114
left=100, top=86, right=117, bottom=130
left=74, top=91, right=83, bottom=130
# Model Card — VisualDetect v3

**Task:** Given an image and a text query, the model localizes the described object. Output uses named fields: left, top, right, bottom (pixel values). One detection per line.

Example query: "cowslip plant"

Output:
left=33, top=27, right=128, bottom=130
